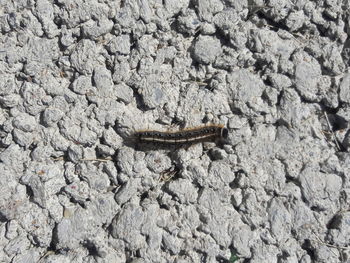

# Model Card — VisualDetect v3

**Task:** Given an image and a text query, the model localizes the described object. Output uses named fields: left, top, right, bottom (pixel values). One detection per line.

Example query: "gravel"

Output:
left=1, top=1, right=350, bottom=262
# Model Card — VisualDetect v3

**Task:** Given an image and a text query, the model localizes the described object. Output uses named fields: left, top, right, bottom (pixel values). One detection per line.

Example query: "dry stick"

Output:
left=38, top=251, right=55, bottom=262
left=51, top=157, right=113, bottom=162
left=51, top=156, right=64, bottom=161
left=308, top=218, right=349, bottom=261
left=323, top=112, right=342, bottom=151
left=80, top=158, right=112, bottom=162
left=183, top=79, right=208, bottom=86
left=312, top=232, right=349, bottom=250
left=310, top=229, right=349, bottom=263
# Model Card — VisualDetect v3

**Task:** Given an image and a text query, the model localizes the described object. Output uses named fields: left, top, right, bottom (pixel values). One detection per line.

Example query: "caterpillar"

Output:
left=132, top=124, right=228, bottom=144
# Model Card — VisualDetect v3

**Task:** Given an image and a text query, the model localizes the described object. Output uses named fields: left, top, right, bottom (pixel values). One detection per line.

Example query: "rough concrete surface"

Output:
left=0, top=0, right=350, bottom=263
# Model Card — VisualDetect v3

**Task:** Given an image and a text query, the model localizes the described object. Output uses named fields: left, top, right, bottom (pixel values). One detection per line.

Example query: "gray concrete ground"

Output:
left=0, top=0, right=350, bottom=262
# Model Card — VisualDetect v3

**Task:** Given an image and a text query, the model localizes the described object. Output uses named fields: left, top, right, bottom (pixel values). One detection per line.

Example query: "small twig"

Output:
left=80, top=157, right=112, bottom=162
left=183, top=79, right=208, bottom=86
left=38, top=251, right=55, bottom=262
left=323, top=112, right=342, bottom=151
left=311, top=230, right=349, bottom=250
left=51, top=156, right=64, bottom=161
left=310, top=229, right=349, bottom=263
left=51, top=157, right=113, bottom=162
